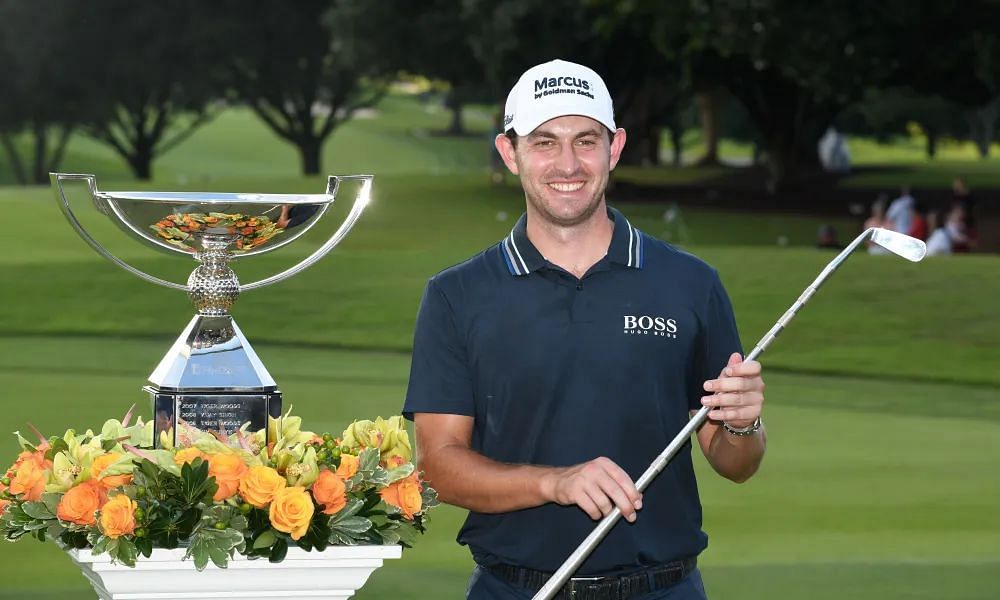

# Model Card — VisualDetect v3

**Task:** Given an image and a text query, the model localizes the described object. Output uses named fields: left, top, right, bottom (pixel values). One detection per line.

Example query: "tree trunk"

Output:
left=127, top=137, right=155, bottom=180
left=298, top=137, right=322, bottom=175
left=0, top=133, right=28, bottom=185
left=667, top=124, right=683, bottom=167
left=695, top=89, right=720, bottom=166
left=446, top=92, right=464, bottom=136
left=925, top=130, right=938, bottom=159
left=31, top=123, right=48, bottom=184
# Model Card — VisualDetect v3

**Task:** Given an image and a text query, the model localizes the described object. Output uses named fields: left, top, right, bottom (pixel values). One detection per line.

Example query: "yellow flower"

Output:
left=312, top=470, right=347, bottom=515
left=335, top=454, right=359, bottom=480
left=100, top=494, right=137, bottom=538
left=173, top=447, right=208, bottom=465
left=56, top=481, right=107, bottom=526
left=269, top=486, right=314, bottom=540
left=207, top=453, right=249, bottom=501
left=91, top=453, right=133, bottom=489
left=380, top=473, right=423, bottom=520
left=239, top=466, right=286, bottom=508
left=341, top=420, right=383, bottom=451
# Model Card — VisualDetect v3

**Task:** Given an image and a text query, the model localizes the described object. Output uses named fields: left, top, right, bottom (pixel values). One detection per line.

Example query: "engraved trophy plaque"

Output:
left=51, top=173, right=371, bottom=447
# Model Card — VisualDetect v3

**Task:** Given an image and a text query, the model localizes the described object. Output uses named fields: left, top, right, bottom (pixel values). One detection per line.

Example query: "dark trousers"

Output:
left=465, top=566, right=708, bottom=600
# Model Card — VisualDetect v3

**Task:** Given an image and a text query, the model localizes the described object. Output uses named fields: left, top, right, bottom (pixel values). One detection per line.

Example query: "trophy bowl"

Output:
left=51, top=173, right=372, bottom=447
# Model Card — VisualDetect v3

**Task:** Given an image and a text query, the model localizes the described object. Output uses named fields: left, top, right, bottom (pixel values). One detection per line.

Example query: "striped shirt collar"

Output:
left=500, top=206, right=644, bottom=276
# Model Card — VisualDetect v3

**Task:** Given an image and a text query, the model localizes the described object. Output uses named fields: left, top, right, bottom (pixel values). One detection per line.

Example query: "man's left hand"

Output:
left=700, top=352, right=765, bottom=428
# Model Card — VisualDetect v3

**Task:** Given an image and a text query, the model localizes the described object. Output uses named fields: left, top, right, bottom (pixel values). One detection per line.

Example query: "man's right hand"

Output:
left=542, top=457, right=642, bottom=522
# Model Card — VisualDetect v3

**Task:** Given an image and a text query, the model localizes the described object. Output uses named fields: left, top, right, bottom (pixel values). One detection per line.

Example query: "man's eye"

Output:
left=534, top=140, right=554, bottom=148
left=577, top=138, right=597, bottom=146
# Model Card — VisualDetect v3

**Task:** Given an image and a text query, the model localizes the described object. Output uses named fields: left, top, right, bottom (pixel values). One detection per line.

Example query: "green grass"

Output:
left=0, top=338, right=996, bottom=599
left=0, top=91, right=997, bottom=598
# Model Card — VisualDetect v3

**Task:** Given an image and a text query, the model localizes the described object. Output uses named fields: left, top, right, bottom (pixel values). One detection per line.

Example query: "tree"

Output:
left=77, top=1, right=227, bottom=180
left=217, top=0, right=406, bottom=175
left=0, top=4, right=100, bottom=184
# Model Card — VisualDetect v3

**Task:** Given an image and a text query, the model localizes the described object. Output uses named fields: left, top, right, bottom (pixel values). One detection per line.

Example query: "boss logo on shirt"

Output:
left=623, top=315, right=678, bottom=338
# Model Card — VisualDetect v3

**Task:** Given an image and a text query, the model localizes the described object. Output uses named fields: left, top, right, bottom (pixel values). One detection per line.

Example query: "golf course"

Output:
left=0, top=94, right=997, bottom=599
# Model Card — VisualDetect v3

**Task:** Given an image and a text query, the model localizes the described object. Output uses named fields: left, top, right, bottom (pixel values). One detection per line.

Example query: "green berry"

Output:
left=240, top=503, right=252, bottom=514
left=317, top=450, right=329, bottom=461
left=134, top=528, right=146, bottom=538
left=214, top=521, right=227, bottom=530
left=134, top=508, right=145, bottom=520
left=331, top=447, right=341, bottom=459
left=135, top=487, right=146, bottom=498
left=322, top=433, right=333, bottom=442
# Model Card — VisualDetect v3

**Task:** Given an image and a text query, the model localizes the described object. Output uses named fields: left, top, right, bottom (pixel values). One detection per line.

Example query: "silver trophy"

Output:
left=51, top=173, right=371, bottom=447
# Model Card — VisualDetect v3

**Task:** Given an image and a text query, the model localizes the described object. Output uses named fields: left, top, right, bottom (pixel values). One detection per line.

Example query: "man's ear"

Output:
left=608, top=128, right=627, bottom=171
left=495, top=133, right=520, bottom=175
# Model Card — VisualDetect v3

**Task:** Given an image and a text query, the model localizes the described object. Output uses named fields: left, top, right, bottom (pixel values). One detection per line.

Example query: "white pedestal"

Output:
left=65, top=545, right=403, bottom=600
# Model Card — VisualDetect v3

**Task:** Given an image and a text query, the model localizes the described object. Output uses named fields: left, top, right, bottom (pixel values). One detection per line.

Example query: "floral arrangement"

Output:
left=149, top=212, right=284, bottom=252
left=0, top=408, right=437, bottom=570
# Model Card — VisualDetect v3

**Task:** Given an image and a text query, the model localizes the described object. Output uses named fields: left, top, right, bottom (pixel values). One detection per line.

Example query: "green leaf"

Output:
left=252, top=529, right=277, bottom=550
left=115, top=538, right=138, bottom=567
left=191, top=545, right=210, bottom=571
left=21, top=501, right=55, bottom=520
left=385, top=463, right=414, bottom=483
left=41, top=493, right=61, bottom=516
left=269, top=538, right=288, bottom=563
left=330, top=516, right=372, bottom=536
left=358, top=448, right=380, bottom=473
left=378, top=529, right=401, bottom=545
left=328, top=498, right=364, bottom=523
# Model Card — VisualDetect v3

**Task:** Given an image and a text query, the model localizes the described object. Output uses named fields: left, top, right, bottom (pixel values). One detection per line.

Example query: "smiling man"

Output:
left=404, top=59, right=767, bottom=600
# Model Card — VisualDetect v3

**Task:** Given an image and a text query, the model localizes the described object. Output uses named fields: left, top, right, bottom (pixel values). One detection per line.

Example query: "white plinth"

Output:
left=65, top=545, right=403, bottom=600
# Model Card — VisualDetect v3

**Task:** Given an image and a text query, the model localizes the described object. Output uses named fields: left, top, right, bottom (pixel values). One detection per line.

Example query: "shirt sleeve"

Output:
left=403, top=278, right=476, bottom=420
left=689, top=273, right=744, bottom=411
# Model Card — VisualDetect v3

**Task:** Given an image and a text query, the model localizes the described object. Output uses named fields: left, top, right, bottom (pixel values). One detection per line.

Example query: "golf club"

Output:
left=532, top=227, right=926, bottom=600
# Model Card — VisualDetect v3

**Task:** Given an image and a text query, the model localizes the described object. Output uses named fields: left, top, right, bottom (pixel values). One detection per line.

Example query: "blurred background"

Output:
left=0, top=1, right=997, bottom=598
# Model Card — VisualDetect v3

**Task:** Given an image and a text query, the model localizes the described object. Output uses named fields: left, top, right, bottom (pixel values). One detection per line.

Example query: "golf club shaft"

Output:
left=531, top=229, right=875, bottom=600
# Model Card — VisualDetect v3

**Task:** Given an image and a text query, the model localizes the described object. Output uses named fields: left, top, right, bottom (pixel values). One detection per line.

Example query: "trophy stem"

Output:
left=188, top=233, right=240, bottom=315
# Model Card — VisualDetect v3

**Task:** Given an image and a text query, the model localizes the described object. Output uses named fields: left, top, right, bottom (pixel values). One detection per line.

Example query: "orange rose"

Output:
left=10, top=457, right=50, bottom=502
left=91, top=453, right=133, bottom=489
left=335, top=454, right=359, bottom=480
left=173, top=447, right=208, bottom=465
left=311, top=470, right=347, bottom=515
left=239, top=466, right=286, bottom=508
left=56, top=481, right=107, bottom=525
left=379, top=473, right=423, bottom=520
left=207, top=453, right=248, bottom=501
left=269, top=486, right=314, bottom=540
left=100, top=494, right=137, bottom=538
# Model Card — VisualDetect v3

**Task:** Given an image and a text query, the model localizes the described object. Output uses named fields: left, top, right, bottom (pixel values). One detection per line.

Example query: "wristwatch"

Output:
left=722, top=417, right=762, bottom=436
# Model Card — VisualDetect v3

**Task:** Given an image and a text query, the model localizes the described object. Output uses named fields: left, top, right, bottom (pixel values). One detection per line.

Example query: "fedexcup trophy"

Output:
left=51, top=173, right=371, bottom=448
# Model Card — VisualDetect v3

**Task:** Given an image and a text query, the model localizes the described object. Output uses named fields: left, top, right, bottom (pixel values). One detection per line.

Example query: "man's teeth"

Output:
left=549, top=182, right=584, bottom=192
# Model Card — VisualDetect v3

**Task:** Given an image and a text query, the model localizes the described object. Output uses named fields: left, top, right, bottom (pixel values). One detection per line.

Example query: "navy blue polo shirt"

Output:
left=403, top=206, right=742, bottom=576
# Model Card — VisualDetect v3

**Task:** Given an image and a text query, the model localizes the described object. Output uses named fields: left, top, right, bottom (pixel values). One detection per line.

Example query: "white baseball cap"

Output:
left=503, top=59, right=616, bottom=136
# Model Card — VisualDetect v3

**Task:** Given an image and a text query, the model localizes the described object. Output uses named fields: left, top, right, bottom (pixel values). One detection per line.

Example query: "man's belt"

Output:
left=486, top=556, right=697, bottom=600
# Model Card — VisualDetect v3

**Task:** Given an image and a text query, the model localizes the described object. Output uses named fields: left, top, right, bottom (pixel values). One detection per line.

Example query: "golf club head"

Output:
left=870, top=228, right=926, bottom=262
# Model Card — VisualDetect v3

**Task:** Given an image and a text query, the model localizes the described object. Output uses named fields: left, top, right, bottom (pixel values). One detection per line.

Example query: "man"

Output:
left=404, top=59, right=766, bottom=600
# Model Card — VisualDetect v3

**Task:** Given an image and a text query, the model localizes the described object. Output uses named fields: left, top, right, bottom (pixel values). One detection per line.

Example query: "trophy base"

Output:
left=148, top=386, right=282, bottom=448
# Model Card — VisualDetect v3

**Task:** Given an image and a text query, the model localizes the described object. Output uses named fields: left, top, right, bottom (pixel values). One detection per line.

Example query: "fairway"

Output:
left=0, top=337, right=997, bottom=599
left=1, top=92, right=997, bottom=599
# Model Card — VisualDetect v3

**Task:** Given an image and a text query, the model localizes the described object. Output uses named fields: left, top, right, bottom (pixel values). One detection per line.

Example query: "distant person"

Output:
left=885, top=186, right=914, bottom=234
left=907, top=202, right=928, bottom=241
left=950, top=177, right=977, bottom=250
left=946, top=204, right=977, bottom=253
left=864, top=194, right=891, bottom=255
left=925, top=210, right=952, bottom=256
left=817, top=127, right=851, bottom=174
left=815, top=224, right=844, bottom=250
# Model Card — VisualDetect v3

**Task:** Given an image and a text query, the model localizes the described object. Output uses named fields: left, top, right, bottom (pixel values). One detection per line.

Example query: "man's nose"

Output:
left=553, top=142, right=581, bottom=175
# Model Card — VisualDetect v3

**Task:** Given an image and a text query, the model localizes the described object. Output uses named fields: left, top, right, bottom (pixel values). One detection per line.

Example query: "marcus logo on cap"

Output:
left=503, top=59, right=616, bottom=136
